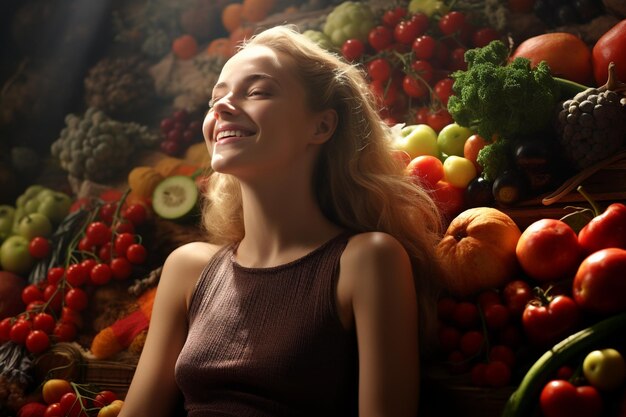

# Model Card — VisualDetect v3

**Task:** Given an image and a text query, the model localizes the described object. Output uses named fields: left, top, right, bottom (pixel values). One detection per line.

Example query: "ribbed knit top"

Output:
left=174, top=233, right=358, bottom=417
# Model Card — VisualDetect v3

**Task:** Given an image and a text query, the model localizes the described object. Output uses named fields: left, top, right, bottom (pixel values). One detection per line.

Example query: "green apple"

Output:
left=394, top=124, right=439, bottom=159
left=437, top=123, right=473, bottom=157
left=16, top=213, right=53, bottom=240
left=583, top=348, right=626, bottom=391
left=443, top=155, right=478, bottom=189
left=0, top=205, right=15, bottom=242
left=37, top=192, right=72, bottom=224
left=0, top=235, right=35, bottom=275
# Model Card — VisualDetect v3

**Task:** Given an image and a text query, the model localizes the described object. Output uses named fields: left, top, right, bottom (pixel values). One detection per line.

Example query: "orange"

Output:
left=207, top=37, right=234, bottom=59
left=241, top=0, right=276, bottom=23
left=222, top=3, right=243, bottom=34
left=172, top=34, right=198, bottom=60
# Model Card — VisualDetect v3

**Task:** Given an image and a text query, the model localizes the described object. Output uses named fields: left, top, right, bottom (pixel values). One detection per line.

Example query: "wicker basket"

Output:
left=33, top=343, right=137, bottom=398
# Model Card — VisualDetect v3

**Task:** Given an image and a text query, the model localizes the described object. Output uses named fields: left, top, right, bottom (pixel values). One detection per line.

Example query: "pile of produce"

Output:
left=433, top=200, right=626, bottom=416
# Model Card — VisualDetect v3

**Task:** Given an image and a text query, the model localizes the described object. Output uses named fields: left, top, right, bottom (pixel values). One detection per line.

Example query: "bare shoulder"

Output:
left=341, top=231, right=411, bottom=271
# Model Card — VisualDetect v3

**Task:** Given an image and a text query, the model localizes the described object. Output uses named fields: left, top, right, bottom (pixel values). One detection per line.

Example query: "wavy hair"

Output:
left=202, top=25, right=444, bottom=350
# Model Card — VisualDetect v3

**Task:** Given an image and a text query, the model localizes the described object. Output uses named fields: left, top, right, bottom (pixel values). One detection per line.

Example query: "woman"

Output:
left=119, top=25, right=443, bottom=417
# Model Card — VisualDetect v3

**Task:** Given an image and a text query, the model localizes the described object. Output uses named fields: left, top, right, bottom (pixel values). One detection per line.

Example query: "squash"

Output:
left=127, top=166, right=165, bottom=201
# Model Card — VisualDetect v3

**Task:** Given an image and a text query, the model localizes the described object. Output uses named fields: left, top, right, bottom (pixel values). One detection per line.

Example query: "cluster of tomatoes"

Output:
left=436, top=281, right=535, bottom=388
left=18, top=378, right=123, bottom=417
left=340, top=6, right=500, bottom=130
left=0, top=194, right=150, bottom=356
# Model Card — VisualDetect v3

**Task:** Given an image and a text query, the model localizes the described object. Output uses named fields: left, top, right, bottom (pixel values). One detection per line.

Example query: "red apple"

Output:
left=572, top=248, right=626, bottom=316
left=592, top=19, right=626, bottom=86
left=516, top=219, right=582, bottom=282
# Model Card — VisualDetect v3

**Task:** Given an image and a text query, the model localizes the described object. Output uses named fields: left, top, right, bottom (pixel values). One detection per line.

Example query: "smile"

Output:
left=216, top=129, right=254, bottom=142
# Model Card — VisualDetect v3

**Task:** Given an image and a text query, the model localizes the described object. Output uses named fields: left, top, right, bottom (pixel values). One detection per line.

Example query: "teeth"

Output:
left=216, top=130, right=251, bottom=141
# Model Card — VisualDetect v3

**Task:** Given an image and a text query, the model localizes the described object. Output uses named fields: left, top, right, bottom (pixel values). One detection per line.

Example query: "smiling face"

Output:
left=203, top=44, right=324, bottom=180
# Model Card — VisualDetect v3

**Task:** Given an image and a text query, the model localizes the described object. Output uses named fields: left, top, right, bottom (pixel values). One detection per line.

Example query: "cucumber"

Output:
left=553, top=77, right=591, bottom=101
left=501, top=312, right=626, bottom=417
left=152, top=175, right=199, bottom=222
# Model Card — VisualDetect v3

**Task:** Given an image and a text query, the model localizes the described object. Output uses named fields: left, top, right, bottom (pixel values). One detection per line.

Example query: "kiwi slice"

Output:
left=152, top=175, right=199, bottom=221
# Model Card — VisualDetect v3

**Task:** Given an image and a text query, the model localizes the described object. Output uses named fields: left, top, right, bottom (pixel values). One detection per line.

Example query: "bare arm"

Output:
left=118, top=242, right=218, bottom=417
left=339, top=232, right=420, bottom=417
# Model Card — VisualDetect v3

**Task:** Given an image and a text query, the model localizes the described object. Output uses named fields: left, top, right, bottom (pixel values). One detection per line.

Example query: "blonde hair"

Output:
left=202, top=25, right=444, bottom=349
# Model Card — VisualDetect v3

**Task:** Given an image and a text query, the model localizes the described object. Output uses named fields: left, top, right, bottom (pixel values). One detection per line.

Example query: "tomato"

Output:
left=410, top=59, right=434, bottom=83
left=29, top=237, right=51, bottom=259
left=369, top=79, right=399, bottom=107
left=53, top=321, right=77, bottom=342
left=86, top=222, right=112, bottom=246
left=502, top=279, right=533, bottom=316
left=126, top=243, right=147, bottom=264
left=0, top=318, right=12, bottom=342
left=477, top=289, right=501, bottom=310
left=471, top=362, right=488, bottom=386
left=438, top=325, right=461, bottom=352
left=61, top=307, right=83, bottom=329
left=65, top=288, right=88, bottom=311
left=341, top=39, right=364, bottom=62
left=452, top=301, right=479, bottom=329
left=460, top=330, right=484, bottom=357
left=42, top=379, right=73, bottom=405
left=17, top=402, right=47, bottom=417
left=540, top=380, right=602, bottom=417
left=94, top=390, right=118, bottom=407
left=114, top=233, right=135, bottom=257
left=90, top=263, right=113, bottom=286
left=430, top=179, right=464, bottom=220
left=22, top=284, right=44, bottom=305
left=472, top=27, right=501, bottom=48
left=80, top=258, right=97, bottom=276
left=99, top=242, right=112, bottom=262
left=59, top=392, right=88, bottom=417
left=412, top=35, right=436, bottom=60
left=121, top=203, right=148, bottom=226
left=43, top=284, right=63, bottom=312
left=448, top=47, right=467, bottom=71
left=402, top=75, right=428, bottom=98
left=368, top=25, right=393, bottom=51
left=484, top=360, right=511, bottom=387
left=367, top=58, right=392, bottom=82
left=394, top=19, right=420, bottom=45
left=10, top=319, right=32, bottom=344
left=113, top=220, right=135, bottom=234
left=433, top=78, right=455, bottom=107
left=573, top=248, right=626, bottom=316
left=484, top=303, right=510, bottom=330
left=33, top=313, right=55, bottom=334
left=110, top=257, right=133, bottom=280
left=97, top=400, right=124, bottom=417
left=414, top=106, right=430, bottom=124
left=98, top=202, right=117, bottom=224
left=405, top=155, right=444, bottom=189
left=438, top=11, right=466, bottom=36
left=25, top=330, right=50, bottom=354
left=426, top=108, right=453, bottom=132
left=522, top=294, right=580, bottom=347
left=382, top=6, right=406, bottom=28
left=43, top=403, right=64, bottom=417
left=437, top=296, right=457, bottom=321
left=498, top=324, right=524, bottom=348
left=65, top=263, right=87, bottom=287
left=489, top=345, right=515, bottom=368
left=46, top=267, right=65, bottom=286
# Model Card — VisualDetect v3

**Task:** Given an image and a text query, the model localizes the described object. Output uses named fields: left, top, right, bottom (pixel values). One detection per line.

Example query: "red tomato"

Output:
left=382, top=6, right=406, bottom=28
left=437, top=325, right=461, bottom=352
left=121, top=203, right=148, bottom=226
left=433, top=78, right=455, bottom=107
left=22, top=284, right=44, bottom=305
left=410, top=60, right=434, bottom=83
left=572, top=248, right=626, bottom=315
left=484, top=360, right=511, bottom=387
left=412, top=35, right=436, bottom=60
left=540, top=380, right=602, bottom=417
left=0, top=318, right=13, bottom=342
left=94, top=390, right=118, bottom=407
left=17, top=402, right=48, bottom=417
left=414, top=106, right=430, bottom=124
left=502, top=279, right=533, bottom=316
left=32, top=313, right=55, bottom=334
left=426, top=108, right=453, bottom=132
left=448, top=47, right=467, bottom=71
left=394, top=19, right=420, bottom=44
left=80, top=258, right=97, bottom=275
left=10, top=320, right=32, bottom=344
left=463, top=134, right=488, bottom=172
left=341, top=39, right=364, bottom=62
left=367, top=58, right=392, bottom=82
left=471, top=362, right=488, bottom=386
left=368, top=25, right=393, bottom=51
left=402, top=75, right=428, bottom=98
left=110, top=257, right=133, bottom=280
left=77, top=236, right=96, bottom=253
left=43, top=284, right=63, bottom=312
left=460, top=330, right=484, bottom=357
left=515, top=219, right=582, bottom=282
left=65, top=288, right=88, bottom=312
left=430, top=179, right=465, bottom=220
left=126, top=243, right=147, bottom=265
left=29, top=237, right=51, bottom=259
left=98, top=202, right=117, bottom=224
left=484, top=303, right=510, bottom=330
left=65, top=263, right=87, bottom=287
left=477, top=289, right=501, bottom=310
left=90, top=263, right=113, bottom=286
left=53, top=321, right=77, bottom=342
left=86, top=222, right=112, bottom=246
left=489, top=345, right=516, bottom=368
left=43, top=403, right=64, bottom=417
left=61, top=307, right=84, bottom=329
left=438, top=11, right=466, bottom=36
left=99, top=242, right=112, bottom=262
left=46, top=267, right=65, bottom=286
left=369, top=79, right=399, bottom=107
left=472, top=27, right=501, bottom=48
left=522, top=294, right=580, bottom=347
left=452, top=301, right=479, bottom=329
left=405, top=155, right=444, bottom=189
left=42, top=379, right=73, bottom=405
left=25, top=330, right=50, bottom=354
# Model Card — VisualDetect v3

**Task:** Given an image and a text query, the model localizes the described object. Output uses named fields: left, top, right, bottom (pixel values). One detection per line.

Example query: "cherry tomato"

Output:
left=110, top=257, right=133, bottom=280
left=367, top=58, right=392, bottom=82
left=471, top=362, right=488, bottom=386
left=29, top=237, right=51, bottom=259
left=33, top=313, right=55, bottom=334
left=405, top=155, right=444, bottom=189
left=414, top=106, right=430, bottom=124
left=412, top=35, right=436, bottom=60
left=438, top=11, right=466, bottom=36
left=10, top=320, right=32, bottom=344
left=410, top=60, right=434, bottom=83
left=126, top=243, right=147, bottom=265
left=484, top=303, right=510, bottom=330
left=22, top=284, right=44, bottom=305
left=477, top=289, right=501, bottom=310
left=65, top=263, right=87, bottom=287
left=94, top=390, right=118, bottom=407
left=341, top=39, right=365, bottom=62
left=44, top=403, right=64, bottom=417
left=43, top=284, right=63, bottom=312
left=80, top=258, right=97, bottom=276
left=382, top=6, right=406, bottom=28
left=460, top=330, right=485, bottom=357
left=113, top=220, right=135, bottom=235
left=484, top=360, right=511, bottom=387
left=53, top=321, right=77, bottom=342
left=438, top=325, right=461, bottom=352
left=394, top=19, right=421, bottom=45
left=369, top=79, right=399, bottom=107
left=98, top=202, right=117, bottom=224
left=26, top=330, right=50, bottom=354
left=86, top=222, right=112, bottom=246
left=489, top=345, right=515, bottom=368
left=60, top=392, right=88, bottom=417
left=402, top=75, right=428, bottom=98
left=77, top=236, right=97, bottom=253
left=472, top=27, right=501, bottom=48
left=522, top=294, right=580, bottom=347
left=47, top=267, right=65, bottom=286
left=452, top=301, right=479, bottom=329
left=65, top=288, right=88, bottom=312
left=42, top=379, right=73, bottom=405
left=502, top=280, right=533, bottom=316
left=433, top=78, right=455, bottom=107
left=437, top=296, right=457, bottom=321
left=0, top=318, right=12, bottom=342
left=540, top=380, right=602, bottom=417
left=90, top=263, right=113, bottom=286
left=98, top=242, right=112, bottom=262
left=368, top=25, right=393, bottom=51
left=114, top=233, right=135, bottom=257
left=122, top=203, right=148, bottom=226
left=426, top=108, right=453, bottom=132
left=448, top=47, right=467, bottom=71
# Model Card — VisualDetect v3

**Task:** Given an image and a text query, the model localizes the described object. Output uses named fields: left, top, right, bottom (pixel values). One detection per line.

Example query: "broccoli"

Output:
left=476, top=139, right=513, bottom=182
left=447, top=40, right=560, bottom=141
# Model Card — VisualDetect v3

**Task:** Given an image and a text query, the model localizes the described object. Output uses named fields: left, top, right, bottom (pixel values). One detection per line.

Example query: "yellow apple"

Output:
left=393, top=124, right=439, bottom=159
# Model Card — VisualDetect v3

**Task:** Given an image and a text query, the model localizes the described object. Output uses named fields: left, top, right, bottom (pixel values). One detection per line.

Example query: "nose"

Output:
left=211, top=93, right=238, bottom=117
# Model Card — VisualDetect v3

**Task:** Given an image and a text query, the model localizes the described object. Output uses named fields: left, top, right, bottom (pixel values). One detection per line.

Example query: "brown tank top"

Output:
left=174, top=233, right=358, bottom=417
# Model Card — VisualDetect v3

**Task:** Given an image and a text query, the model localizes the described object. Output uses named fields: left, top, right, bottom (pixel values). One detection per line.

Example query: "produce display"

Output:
left=1, top=0, right=626, bottom=416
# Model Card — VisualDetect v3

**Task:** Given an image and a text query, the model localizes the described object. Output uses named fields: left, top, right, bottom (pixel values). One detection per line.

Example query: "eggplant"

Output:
left=492, top=170, right=529, bottom=205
